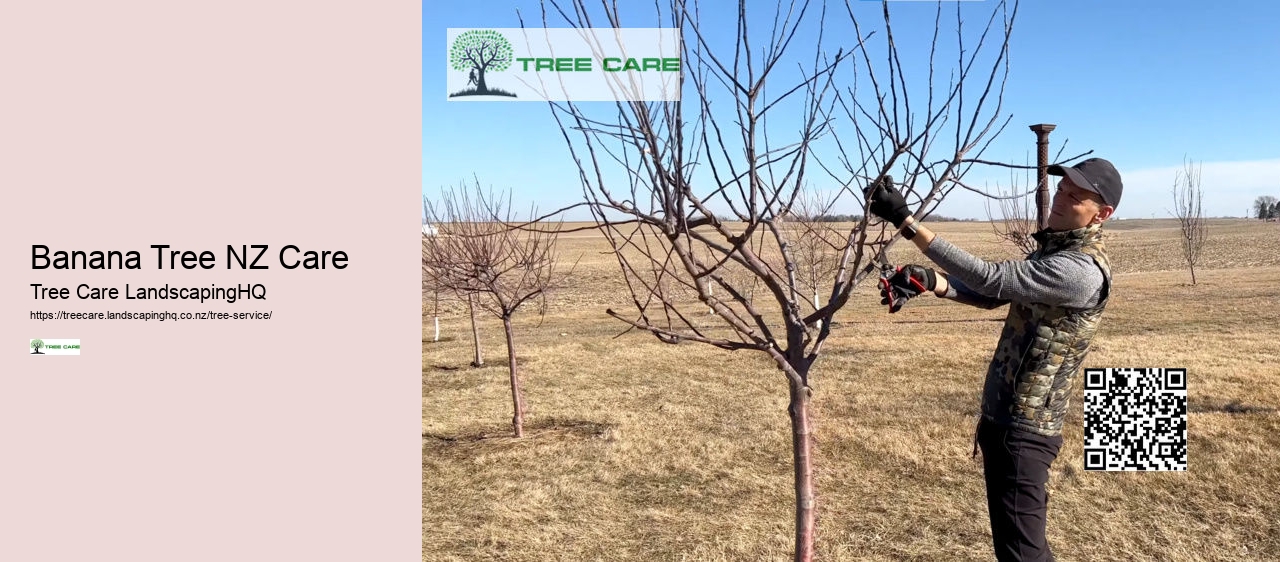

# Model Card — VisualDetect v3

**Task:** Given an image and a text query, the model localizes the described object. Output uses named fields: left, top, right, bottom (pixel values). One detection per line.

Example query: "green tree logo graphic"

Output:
left=30, top=339, right=45, bottom=354
left=449, top=30, right=518, bottom=98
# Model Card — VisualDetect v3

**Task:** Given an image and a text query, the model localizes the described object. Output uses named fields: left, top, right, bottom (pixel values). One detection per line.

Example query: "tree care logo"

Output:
left=445, top=28, right=681, bottom=102
left=448, top=30, right=517, bottom=99
left=30, top=339, right=81, bottom=355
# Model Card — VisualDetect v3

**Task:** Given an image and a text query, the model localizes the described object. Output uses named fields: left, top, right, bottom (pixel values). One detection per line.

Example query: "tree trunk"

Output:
left=477, top=68, right=488, bottom=92
left=1190, top=263, right=1197, bottom=286
left=433, top=316, right=440, bottom=342
left=468, top=294, right=484, bottom=367
left=813, top=289, right=822, bottom=331
left=787, top=374, right=816, bottom=562
left=502, top=315, right=525, bottom=438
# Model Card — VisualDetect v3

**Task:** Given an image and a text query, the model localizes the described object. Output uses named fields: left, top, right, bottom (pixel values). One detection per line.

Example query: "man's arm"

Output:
left=937, top=274, right=1009, bottom=310
left=897, top=216, right=1103, bottom=309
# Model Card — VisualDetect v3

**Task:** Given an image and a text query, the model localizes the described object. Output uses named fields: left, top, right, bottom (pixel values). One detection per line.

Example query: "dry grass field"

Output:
left=423, top=219, right=1280, bottom=561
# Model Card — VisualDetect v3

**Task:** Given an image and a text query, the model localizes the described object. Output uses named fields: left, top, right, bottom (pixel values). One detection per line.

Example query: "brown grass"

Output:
left=424, top=219, right=1280, bottom=561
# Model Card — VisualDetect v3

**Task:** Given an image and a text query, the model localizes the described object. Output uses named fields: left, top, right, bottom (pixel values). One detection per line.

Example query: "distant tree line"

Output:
left=811, top=214, right=863, bottom=223
left=921, top=215, right=980, bottom=223
left=1256, top=196, right=1279, bottom=221
left=799, top=213, right=979, bottom=223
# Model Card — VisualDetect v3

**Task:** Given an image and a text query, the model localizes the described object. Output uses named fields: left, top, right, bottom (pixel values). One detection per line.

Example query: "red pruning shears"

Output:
left=877, top=253, right=925, bottom=314
left=875, top=254, right=906, bottom=312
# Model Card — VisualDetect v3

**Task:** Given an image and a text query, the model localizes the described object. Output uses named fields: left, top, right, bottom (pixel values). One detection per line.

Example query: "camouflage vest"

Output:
left=981, top=224, right=1111, bottom=436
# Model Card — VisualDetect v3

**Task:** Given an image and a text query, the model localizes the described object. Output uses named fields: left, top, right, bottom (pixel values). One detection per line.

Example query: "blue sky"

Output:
left=425, top=1, right=1280, bottom=220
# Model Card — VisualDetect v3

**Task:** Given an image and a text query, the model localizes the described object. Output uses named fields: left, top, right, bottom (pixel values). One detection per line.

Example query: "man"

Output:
left=864, top=158, right=1122, bottom=562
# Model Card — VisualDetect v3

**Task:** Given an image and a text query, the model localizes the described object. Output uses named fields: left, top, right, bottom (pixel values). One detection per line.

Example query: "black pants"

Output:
left=977, top=419, right=1063, bottom=562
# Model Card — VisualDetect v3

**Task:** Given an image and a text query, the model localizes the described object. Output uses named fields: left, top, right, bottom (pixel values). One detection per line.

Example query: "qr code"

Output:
left=1083, top=368, right=1187, bottom=471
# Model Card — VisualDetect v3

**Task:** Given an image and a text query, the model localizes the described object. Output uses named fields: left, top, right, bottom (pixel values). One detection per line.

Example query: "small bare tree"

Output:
left=423, top=197, right=444, bottom=344
left=986, top=145, right=1086, bottom=255
left=985, top=179, right=1038, bottom=256
left=423, top=181, right=563, bottom=437
left=424, top=195, right=479, bottom=356
left=785, top=187, right=843, bottom=329
left=539, top=0, right=1029, bottom=559
left=432, top=291, right=446, bottom=343
left=423, top=281, right=443, bottom=343
left=1172, top=158, right=1207, bottom=284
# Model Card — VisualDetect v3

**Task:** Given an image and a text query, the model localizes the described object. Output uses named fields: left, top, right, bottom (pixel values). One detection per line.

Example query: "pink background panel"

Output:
left=0, top=2, right=422, bottom=560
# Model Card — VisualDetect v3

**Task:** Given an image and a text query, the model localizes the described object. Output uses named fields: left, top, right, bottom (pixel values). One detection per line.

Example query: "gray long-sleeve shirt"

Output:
left=924, top=237, right=1104, bottom=310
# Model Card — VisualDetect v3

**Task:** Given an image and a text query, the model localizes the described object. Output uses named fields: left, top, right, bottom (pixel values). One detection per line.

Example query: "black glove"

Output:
left=863, top=175, right=911, bottom=227
left=879, top=265, right=936, bottom=313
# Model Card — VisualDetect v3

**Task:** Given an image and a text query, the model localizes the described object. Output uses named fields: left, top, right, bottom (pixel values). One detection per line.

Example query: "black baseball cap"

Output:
left=1047, top=158, right=1123, bottom=208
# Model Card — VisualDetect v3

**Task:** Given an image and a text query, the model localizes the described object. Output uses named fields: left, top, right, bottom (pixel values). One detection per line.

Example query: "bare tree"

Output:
left=424, top=234, right=486, bottom=366
left=423, top=197, right=444, bottom=344
left=986, top=142, right=1085, bottom=255
left=422, top=273, right=443, bottom=343
left=538, top=0, right=1025, bottom=559
left=424, top=199, right=481, bottom=360
left=984, top=163, right=1039, bottom=256
left=1172, top=158, right=1207, bottom=284
left=785, top=187, right=843, bottom=330
left=422, top=181, right=563, bottom=438
left=429, top=289, right=442, bottom=342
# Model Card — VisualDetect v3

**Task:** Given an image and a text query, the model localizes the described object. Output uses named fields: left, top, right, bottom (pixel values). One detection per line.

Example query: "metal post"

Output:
left=1029, top=124, right=1056, bottom=230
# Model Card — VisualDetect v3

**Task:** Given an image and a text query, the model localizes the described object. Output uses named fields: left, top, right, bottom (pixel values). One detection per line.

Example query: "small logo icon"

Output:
left=448, top=30, right=517, bottom=98
left=30, top=338, right=81, bottom=355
